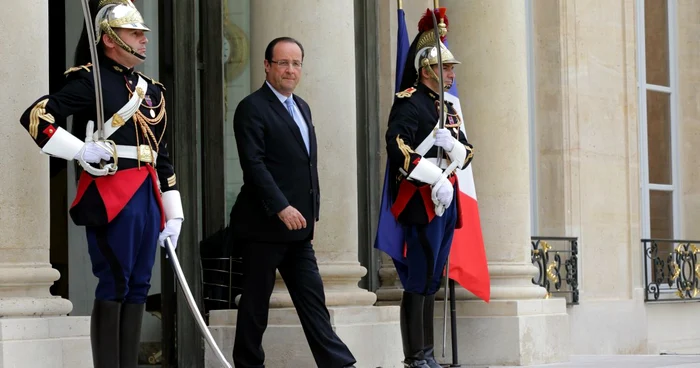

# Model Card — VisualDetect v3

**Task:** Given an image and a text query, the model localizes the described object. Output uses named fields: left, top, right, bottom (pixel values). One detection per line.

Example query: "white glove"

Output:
left=158, top=218, right=183, bottom=249
left=74, top=141, right=113, bottom=163
left=435, top=178, right=454, bottom=208
left=434, top=128, right=455, bottom=152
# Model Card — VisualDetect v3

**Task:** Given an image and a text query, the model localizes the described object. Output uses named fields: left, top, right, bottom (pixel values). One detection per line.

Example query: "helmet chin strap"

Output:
left=115, top=37, right=146, bottom=61
left=425, top=66, right=452, bottom=91
left=104, top=26, right=147, bottom=61
left=127, top=48, right=147, bottom=61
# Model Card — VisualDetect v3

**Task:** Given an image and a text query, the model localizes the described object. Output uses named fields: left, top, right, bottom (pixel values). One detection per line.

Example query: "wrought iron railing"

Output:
left=200, top=256, right=243, bottom=318
left=531, top=236, right=579, bottom=305
left=643, top=239, right=700, bottom=302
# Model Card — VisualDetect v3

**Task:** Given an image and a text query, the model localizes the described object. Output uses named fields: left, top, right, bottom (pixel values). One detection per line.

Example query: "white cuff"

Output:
left=40, top=126, right=84, bottom=161
left=407, top=158, right=443, bottom=185
left=162, top=190, right=184, bottom=221
left=446, top=140, right=467, bottom=165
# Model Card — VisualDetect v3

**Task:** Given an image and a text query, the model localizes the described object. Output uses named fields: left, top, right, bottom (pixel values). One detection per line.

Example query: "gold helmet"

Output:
left=413, top=28, right=460, bottom=72
left=94, top=0, right=150, bottom=60
left=397, top=8, right=460, bottom=91
left=415, top=8, right=459, bottom=68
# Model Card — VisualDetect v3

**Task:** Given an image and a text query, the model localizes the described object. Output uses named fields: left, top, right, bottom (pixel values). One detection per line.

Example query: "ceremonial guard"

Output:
left=385, top=10, right=474, bottom=368
left=17, top=1, right=183, bottom=367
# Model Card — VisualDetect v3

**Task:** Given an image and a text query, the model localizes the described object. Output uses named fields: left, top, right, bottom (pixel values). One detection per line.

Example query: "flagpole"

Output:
left=426, top=0, right=451, bottom=358
left=432, top=1, right=461, bottom=364
left=449, top=278, right=460, bottom=367
left=397, top=0, right=403, bottom=10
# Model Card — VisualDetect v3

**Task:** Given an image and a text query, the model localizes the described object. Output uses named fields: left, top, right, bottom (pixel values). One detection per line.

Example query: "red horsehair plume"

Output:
left=417, top=8, right=448, bottom=41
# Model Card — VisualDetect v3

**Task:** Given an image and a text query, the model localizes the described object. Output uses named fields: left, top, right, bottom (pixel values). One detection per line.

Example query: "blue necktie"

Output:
left=284, top=98, right=310, bottom=154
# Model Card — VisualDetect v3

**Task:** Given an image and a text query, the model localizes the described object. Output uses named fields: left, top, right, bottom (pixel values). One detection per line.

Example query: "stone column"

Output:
left=436, top=0, right=570, bottom=365
left=0, top=2, right=91, bottom=367
left=0, top=1, right=72, bottom=320
left=206, top=2, right=402, bottom=367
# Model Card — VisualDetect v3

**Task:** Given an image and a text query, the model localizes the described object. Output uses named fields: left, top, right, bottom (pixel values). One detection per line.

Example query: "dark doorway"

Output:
left=48, top=0, right=69, bottom=301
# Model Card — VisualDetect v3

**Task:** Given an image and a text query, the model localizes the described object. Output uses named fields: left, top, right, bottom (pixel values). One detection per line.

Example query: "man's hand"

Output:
left=435, top=180, right=454, bottom=207
left=432, top=176, right=454, bottom=209
left=75, top=141, right=113, bottom=163
left=158, top=218, right=183, bottom=249
left=434, top=128, right=455, bottom=152
left=277, top=206, right=307, bottom=230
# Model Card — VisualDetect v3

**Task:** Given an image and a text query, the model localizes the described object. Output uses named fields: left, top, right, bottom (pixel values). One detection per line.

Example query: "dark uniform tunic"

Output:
left=18, top=54, right=176, bottom=303
left=385, top=82, right=473, bottom=294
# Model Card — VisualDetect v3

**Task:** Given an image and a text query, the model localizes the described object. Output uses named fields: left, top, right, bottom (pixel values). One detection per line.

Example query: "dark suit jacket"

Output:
left=230, top=82, right=320, bottom=243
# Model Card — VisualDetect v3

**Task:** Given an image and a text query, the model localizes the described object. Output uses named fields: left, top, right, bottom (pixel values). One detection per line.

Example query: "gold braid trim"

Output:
left=133, top=92, right=167, bottom=146
left=396, top=136, right=415, bottom=172
left=98, top=0, right=129, bottom=7
left=124, top=80, right=168, bottom=169
left=64, top=63, right=92, bottom=75
left=133, top=113, right=160, bottom=168
left=135, top=94, right=166, bottom=126
left=464, top=145, right=474, bottom=166
left=29, top=99, right=55, bottom=139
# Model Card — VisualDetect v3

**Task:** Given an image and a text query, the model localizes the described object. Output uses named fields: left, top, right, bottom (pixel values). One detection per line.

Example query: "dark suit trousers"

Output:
left=232, top=238, right=356, bottom=368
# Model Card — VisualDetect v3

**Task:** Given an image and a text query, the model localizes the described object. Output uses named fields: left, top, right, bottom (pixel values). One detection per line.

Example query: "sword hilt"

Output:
left=78, top=120, right=117, bottom=176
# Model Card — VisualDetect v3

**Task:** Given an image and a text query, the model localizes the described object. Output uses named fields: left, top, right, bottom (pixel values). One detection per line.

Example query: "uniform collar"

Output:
left=101, top=54, right=135, bottom=75
left=416, top=82, right=440, bottom=101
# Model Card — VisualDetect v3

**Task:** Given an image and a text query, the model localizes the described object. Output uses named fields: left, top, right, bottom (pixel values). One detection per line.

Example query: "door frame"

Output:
left=158, top=1, right=205, bottom=366
left=354, top=0, right=382, bottom=291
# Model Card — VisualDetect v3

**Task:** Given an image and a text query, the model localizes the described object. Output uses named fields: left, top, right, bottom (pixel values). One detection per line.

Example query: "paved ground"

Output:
left=147, top=354, right=700, bottom=367
left=452, top=355, right=700, bottom=368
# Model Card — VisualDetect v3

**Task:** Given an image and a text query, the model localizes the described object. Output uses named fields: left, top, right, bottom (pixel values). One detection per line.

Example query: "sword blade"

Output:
left=430, top=8, right=445, bottom=167
left=80, top=0, right=106, bottom=140
left=164, top=238, right=232, bottom=368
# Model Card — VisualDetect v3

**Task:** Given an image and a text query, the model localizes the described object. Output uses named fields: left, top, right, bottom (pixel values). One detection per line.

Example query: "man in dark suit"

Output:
left=229, top=37, right=356, bottom=368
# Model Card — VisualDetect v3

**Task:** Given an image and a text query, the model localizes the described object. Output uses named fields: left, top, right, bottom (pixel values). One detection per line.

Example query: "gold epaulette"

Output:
left=395, top=87, right=416, bottom=98
left=63, top=63, right=92, bottom=75
left=136, top=71, right=166, bottom=90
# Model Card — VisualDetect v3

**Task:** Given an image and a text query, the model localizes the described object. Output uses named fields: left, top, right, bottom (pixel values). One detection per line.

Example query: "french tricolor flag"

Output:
left=442, top=48, right=491, bottom=301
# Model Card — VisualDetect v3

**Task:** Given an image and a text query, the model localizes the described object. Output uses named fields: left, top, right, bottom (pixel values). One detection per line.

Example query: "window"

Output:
left=636, top=0, right=680, bottom=281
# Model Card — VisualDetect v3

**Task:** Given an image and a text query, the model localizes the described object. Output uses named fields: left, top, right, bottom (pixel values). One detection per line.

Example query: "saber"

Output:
left=164, top=238, right=232, bottom=368
left=80, top=0, right=105, bottom=140
left=429, top=3, right=450, bottom=217
left=79, top=0, right=117, bottom=176
left=430, top=3, right=445, bottom=168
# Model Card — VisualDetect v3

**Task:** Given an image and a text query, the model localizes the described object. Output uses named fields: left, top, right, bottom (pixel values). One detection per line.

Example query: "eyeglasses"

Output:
left=269, top=60, right=303, bottom=69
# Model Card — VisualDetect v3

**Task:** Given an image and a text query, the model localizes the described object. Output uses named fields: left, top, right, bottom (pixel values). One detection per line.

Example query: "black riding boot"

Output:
left=119, top=303, right=145, bottom=368
left=423, top=294, right=441, bottom=368
left=400, top=291, right=430, bottom=368
left=91, top=300, right=122, bottom=368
